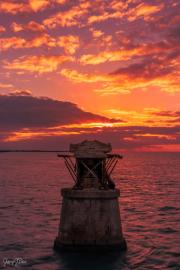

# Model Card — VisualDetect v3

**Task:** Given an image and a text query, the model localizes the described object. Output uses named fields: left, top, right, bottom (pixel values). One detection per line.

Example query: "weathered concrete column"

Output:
left=54, top=140, right=127, bottom=251
left=54, top=188, right=126, bottom=251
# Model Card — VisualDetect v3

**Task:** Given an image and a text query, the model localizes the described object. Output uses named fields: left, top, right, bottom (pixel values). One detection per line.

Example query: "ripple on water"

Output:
left=0, top=152, right=179, bottom=270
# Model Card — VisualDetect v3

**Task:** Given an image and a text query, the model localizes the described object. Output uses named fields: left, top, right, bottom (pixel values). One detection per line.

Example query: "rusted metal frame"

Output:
left=106, top=157, right=115, bottom=171
left=64, top=157, right=76, bottom=176
left=101, top=160, right=106, bottom=186
left=107, top=159, right=118, bottom=177
left=106, top=158, right=117, bottom=175
left=81, top=161, right=100, bottom=182
left=105, top=158, right=112, bottom=168
left=64, top=160, right=76, bottom=182
left=85, top=160, right=102, bottom=178
left=105, top=157, right=116, bottom=172
left=67, top=156, right=76, bottom=171
left=63, top=157, right=77, bottom=183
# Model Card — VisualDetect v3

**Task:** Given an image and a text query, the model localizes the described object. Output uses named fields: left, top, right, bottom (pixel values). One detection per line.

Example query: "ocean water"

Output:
left=0, top=152, right=180, bottom=270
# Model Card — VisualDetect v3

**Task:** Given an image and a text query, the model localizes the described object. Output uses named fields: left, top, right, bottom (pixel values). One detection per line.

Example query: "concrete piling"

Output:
left=54, top=140, right=126, bottom=251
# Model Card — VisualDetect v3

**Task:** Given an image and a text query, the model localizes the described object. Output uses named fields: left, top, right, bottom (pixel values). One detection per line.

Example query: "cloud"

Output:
left=62, top=49, right=179, bottom=95
left=0, top=25, right=6, bottom=33
left=0, top=2, right=29, bottom=14
left=60, top=69, right=112, bottom=83
left=106, top=54, right=179, bottom=94
left=152, top=110, right=180, bottom=118
left=29, top=0, right=67, bottom=11
left=111, top=57, right=175, bottom=80
left=105, top=108, right=180, bottom=126
left=86, top=0, right=128, bottom=25
left=79, top=47, right=145, bottom=65
left=11, top=21, right=45, bottom=33
left=43, top=2, right=90, bottom=28
left=0, top=36, right=26, bottom=51
left=3, top=55, right=74, bottom=73
left=90, top=29, right=104, bottom=38
left=0, top=94, right=179, bottom=151
left=57, top=35, right=80, bottom=54
left=88, top=10, right=123, bottom=24
left=0, top=0, right=179, bottom=151
left=79, top=38, right=178, bottom=65
left=25, top=21, right=46, bottom=32
left=9, top=90, right=32, bottom=96
left=11, top=22, right=23, bottom=32
left=0, top=33, right=79, bottom=54
left=127, top=3, right=164, bottom=22
left=96, top=75, right=179, bottom=96
left=0, top=82, right=13, bottom=89
left=29, top=0, right=50, bottom=12
left=86, top=1, right=163, bottom=25
left=0, top=94, right=112, bottom=131
left=0, top=0, right=66, bottom=14
left=0, top=34, right=53, bottom=51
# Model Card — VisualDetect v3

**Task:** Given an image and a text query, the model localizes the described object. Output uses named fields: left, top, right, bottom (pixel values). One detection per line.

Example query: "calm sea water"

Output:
left=0, top=152, right=180, bottom=270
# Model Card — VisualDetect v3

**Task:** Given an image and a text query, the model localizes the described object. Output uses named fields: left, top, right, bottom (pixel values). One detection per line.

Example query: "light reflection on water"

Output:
left=0, top=152, right=180, bottom=270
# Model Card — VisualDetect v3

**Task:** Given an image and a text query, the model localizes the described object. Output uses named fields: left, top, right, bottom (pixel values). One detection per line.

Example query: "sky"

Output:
left=0, top=0, right=180, bottom=151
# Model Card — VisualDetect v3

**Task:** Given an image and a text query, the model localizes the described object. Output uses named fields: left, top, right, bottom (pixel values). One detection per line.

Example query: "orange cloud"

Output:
left=60, top=69, right=112, bottom=83
left=127, top=3, right=164, bottom=22
left=26, top=21, right=45, bottom=32
left=61, top=59, right=179, bottom=95
left=0, top=25, right=6, bottom=33
left=4, top=55, right=74, bottom=73
left=0, top=36, right=26, bottom=50
left=80, top=40, right=178, bottom=65
left=105, top=108, right=180, bottom=127
left=57, top=35, right=80, bottom=54
left=104, top=54, right=180, bottom=95
left=29, top=0, right=50, bottom=12
left=0, top=82, right=13, bottom=89
left=95, top=74, right=180, bottom=95
left=43, top=2, right=90, bottom=28
left=0, top=33, right=79, bottom=53
left=91, top=29, right=104, bottom=38
left=87, top=0, right=129, bottom=25
left=4, top=128, right=86, bottom=142
left=9, top=90, right=32, bottom=96
left=0, top=35, right=51, bottom=51
left=11, top=22, right=23, bottom=32
left=28, top=34, right=56, bottom=48
left=88, top=10, right=123, bottom=24
left=60, top=60, right=179, bottom=95
left=110, top=0, right=128, bottom=10
left=0, top=0, right=66, bottom=14
left=11, top=21, right=45, bottom=32
left=0, top=2, right=29, bottom=14
left=80, top=48, right=141, bottom=65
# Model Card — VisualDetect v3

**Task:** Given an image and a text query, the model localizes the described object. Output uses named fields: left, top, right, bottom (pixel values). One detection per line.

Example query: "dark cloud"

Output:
left=110, top=56, right=174, bottom=80
left=0, top=124, right=179, bottom=151
left=9, top=90, right=32, bottom=96
left=152, top=111, right=180, bottom=117
left=0, top=94, right=114, bottom=131
left=0, top=93, right=179, bottom=151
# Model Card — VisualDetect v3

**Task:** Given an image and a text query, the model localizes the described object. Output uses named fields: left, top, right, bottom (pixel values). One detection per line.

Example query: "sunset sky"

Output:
left=0, top=0, right=179, bottom=151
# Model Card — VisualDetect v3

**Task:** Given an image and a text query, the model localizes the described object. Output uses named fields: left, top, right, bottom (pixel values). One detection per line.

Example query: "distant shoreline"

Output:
left=0, top=150, right=68, bottom=153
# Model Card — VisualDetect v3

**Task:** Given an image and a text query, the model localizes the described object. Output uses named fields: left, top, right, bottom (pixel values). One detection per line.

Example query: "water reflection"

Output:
left=55, top=251, right=128, bottom=270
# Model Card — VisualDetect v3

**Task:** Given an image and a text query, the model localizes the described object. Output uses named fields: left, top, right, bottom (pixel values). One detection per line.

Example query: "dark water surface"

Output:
left=0, top=152, right=180, bottom=270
